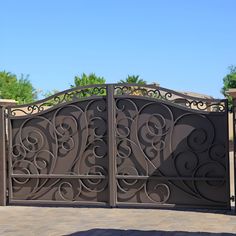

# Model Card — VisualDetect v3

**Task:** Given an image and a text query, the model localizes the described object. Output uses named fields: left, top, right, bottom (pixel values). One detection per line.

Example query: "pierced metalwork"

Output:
left=9, top=85, right=106, bottom=116
left=114, top=84, right=226, bottom=112
left=115, top=97, right=229, bottom=207
left=9, top=98, right=108, bottom=203
left=7, top=84, right=230, bottom=209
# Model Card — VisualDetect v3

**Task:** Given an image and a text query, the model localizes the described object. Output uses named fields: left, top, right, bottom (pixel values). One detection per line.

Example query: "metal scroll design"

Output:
left=114, top=84, right=226, bottom=112
left=10, top=98, right=108, bottom=202
left=115, top=97, right=228, bottom=206
left=9, top=85, right=107, bottom=116
left=7, top=84, right=229, bottom=208
left=8, top=83, right=227, bottom=117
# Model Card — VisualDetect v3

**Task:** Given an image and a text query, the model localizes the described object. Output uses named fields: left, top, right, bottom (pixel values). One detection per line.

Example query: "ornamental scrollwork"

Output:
left=9, top=85, right=107, bottom=116
left=8, top=84, right=229, bottom=208
left=114, top=84, right=226, bottom=112
left=115, top=96, right=228, bottom=206
left=10, top=98, right=108, bottom=202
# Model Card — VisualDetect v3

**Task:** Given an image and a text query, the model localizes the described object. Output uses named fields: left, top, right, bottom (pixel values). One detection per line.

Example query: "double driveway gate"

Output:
left=3, top=84, right=230, bottom=209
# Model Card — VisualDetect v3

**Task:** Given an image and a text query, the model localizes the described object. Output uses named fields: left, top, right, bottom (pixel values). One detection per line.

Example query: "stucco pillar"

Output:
left=227, top=89, right=236, bottom=211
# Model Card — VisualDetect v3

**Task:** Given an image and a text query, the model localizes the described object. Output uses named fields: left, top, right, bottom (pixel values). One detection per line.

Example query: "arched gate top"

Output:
left=7, top=83, right=227, bottom=116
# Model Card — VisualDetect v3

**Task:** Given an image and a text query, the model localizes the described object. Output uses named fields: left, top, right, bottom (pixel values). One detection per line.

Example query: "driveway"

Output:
left=0, top=154, right=235, bottom=236
left=0, top=206, right=236, bottom=236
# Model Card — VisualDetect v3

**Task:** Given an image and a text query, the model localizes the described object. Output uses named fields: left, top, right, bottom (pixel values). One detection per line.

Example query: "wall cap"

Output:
left=0, top=99, right=17, bottom=107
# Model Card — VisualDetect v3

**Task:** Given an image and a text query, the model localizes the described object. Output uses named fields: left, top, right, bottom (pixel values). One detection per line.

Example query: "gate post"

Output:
left=228, top=89, right=236, bottom=213
left=0, top=105, right=6, bottom=206
left=107, top=84, right=116, bottom=207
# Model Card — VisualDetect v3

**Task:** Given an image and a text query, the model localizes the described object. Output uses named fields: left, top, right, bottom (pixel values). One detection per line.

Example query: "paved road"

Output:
left=0, top=206, right=236, bottom=236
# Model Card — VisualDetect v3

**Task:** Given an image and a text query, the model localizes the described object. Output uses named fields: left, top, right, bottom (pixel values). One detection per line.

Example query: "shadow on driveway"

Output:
left=65, top=229, right=236, bottom=236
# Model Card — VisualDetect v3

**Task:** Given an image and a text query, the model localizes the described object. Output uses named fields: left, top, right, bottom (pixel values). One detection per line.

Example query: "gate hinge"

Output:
left=6, top=189, right=9, bottom=197
left=230, top=195, right=235, bottom=202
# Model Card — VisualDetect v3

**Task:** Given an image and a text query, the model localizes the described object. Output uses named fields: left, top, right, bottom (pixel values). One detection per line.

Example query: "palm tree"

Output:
left=117, top=75, right=147, bottom=96
left=118, top=75, right=146, bottom=84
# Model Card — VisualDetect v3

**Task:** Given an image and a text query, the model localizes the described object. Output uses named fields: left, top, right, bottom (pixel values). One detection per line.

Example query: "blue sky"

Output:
left=0, top=0, right=236, bottom=98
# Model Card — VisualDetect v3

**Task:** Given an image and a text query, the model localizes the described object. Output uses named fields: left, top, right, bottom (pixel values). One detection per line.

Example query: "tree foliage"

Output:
left=71, top=73, right=106, bottom=97
left=42, top=89, right=61, bottom=106
left=117, top=75, right=147, bottom=96
left=0, top=71, right=37, bottom=104
left=43, top=89, right=60, bottom=99
left=118, top=75, right=146, bottom=84
left=221, top=65, right=236, bottom=110
left=72, top=73, right=106, bottom=87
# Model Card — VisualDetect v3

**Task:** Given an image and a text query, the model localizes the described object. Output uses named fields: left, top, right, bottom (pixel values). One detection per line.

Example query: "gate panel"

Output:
left=8, top=85, right=109, bottom=205
left=114, top=85, right=230, bottom=209
left=6, top=84, right=230, bottom=210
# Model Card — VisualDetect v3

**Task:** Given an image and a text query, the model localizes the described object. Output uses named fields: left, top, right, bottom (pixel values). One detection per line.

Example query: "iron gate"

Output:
left=6, top=84, right=230, bottom=209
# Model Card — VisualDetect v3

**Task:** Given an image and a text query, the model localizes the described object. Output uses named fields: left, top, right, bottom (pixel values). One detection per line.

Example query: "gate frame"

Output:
left=107, top=85, right=117, bottom=206
left=0, top=106, right=6, bottom=206
left=1, top=84, right=232, bottom=210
